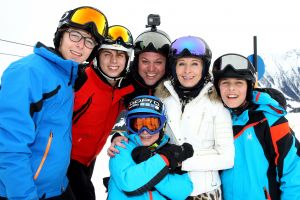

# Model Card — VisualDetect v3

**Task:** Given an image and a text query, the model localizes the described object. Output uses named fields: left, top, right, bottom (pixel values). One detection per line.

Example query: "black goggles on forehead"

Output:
left=213, top=54, right=255, bottom=73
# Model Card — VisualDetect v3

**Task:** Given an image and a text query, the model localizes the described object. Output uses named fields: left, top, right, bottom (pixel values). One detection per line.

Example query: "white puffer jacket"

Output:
left=156, top=80, right=234, bottom=196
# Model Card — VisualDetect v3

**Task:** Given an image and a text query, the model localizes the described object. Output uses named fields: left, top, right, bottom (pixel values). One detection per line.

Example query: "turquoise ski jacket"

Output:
left=221, top=91, right=300, bottom=200
left=108, top=133, right=193, bottom=200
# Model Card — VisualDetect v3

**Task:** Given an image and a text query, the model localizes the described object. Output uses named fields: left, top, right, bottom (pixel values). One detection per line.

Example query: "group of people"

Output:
left=0, top=5, right=299, bottom=200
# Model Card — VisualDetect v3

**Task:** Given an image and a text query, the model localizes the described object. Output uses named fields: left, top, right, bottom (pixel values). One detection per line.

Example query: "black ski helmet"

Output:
left=170, top=36, right=212, bottom=81
left=130, top=28, right=172, bottom=79
left=212, top=53, right=256, bottom=100
left=53, top=6, right=108, bottom=61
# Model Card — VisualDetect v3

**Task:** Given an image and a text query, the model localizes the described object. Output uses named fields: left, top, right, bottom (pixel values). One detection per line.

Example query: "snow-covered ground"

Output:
left=93, top=113, right=300, bottom=199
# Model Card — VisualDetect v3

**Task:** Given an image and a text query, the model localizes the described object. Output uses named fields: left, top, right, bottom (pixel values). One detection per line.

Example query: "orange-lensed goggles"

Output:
left=127, top=115, right=164, bottom=135
left=105, top=25, right=133, bottom=48
left=70, top=7, right=108, bottom=41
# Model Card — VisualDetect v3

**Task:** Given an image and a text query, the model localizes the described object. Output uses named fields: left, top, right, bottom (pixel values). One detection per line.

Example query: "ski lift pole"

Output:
left=253, top=36, right=257, bottom=71
left=253, top=36, right=259, bottom=87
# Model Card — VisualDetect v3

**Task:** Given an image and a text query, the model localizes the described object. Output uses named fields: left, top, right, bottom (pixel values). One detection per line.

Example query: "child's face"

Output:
left=139, top=130, right=160, bottom=146
left=219, top=78, right=247, bottom=108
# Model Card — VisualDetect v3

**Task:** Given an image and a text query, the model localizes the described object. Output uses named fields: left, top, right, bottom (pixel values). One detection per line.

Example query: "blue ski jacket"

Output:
left=221, top=91, right=300, bottom=200
left=108, top=133, right=193, bottom=200
left=0, top=42, right=78, bottom=199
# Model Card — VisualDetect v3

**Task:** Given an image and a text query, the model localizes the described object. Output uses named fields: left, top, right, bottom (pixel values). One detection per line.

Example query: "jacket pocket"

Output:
left=34, top=131, right=53, bottom=180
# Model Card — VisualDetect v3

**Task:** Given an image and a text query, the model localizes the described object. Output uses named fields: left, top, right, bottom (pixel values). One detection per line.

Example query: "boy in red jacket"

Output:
left=67, top=25, right=134, bottom=200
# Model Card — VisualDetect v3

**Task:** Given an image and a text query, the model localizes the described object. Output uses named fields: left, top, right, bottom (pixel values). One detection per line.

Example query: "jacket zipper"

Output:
left=34, top=131, right=53, bottom=180
left=234, top=118, right=267, bottom=139
left=148, top=191, right=153, bottom=200
left=263, top=187, right=271, bottom=200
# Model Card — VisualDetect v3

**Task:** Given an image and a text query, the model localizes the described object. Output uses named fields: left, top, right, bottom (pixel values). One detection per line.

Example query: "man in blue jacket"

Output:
left=0, top=6, right=108, bottom=199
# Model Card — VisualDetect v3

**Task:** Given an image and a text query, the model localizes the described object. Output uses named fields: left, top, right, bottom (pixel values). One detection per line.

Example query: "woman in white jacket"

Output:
left=155, top=36, right=234, bottom=200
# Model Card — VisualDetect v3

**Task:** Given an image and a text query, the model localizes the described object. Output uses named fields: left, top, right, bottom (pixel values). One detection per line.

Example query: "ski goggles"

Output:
left=69, top=7, right=108, bottom=41
left=213, top=54, right=255, bottom=73
left=126, top=114, right=166, bottom=135
left=105, top=25, right=134, bottom=48
left=135, top=31, right=171, bottom=51
left=171, top=36, right=206, bottom=56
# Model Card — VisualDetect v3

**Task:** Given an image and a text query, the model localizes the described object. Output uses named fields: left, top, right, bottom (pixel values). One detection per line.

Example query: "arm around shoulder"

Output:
left=109, top=144, right=170, bottom=195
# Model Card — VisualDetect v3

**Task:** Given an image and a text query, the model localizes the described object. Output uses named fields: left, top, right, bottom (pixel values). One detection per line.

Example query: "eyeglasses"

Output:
left=69, top=7, right=108, bottom=42
left=212, top=54, right=255, bottom=73
left=105, top=25, right=133, bottom=48
left=66, top=30, right=98, bottom=49
left=171, top=36, right=206, bottom=56
left=126, top=114, right=165, bottom=135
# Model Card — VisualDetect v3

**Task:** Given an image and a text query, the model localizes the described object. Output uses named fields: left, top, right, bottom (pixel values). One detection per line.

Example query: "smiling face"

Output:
left=139, top=130, right=160, bottom=146
left=138, top=52, right=166, bottom=86
left=219, top=77, right=248, bottom=108
left=98, top=49, right=127, bottom=78
left=175, top=57, right=203, bottom=88
left=58, top=28, right=94, bottom=63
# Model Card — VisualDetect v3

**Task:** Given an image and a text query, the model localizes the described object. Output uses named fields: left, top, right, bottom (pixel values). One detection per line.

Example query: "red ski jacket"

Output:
left=71, top=66, right=134, bottom=166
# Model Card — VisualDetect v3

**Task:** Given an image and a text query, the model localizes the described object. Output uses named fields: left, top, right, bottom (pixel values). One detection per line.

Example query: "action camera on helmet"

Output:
left=146, top=14, right=160, bottom=31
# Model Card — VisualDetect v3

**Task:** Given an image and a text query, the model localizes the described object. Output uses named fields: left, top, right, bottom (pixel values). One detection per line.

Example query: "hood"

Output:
left=252, top=91, right=287, bottom=117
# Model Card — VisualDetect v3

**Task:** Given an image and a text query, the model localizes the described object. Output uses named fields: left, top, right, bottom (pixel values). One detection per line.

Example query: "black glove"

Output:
left=131, top=146, right=153, bottom=164
left=156, top=143, right=194, bottom=172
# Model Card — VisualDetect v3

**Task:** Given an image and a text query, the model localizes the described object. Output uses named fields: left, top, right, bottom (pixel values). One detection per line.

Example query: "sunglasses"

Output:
left=105, top=25, right=133, bottom=48
left=126, top=114, right=166, bottom=135
left=213, top=54, right=255, bottom=73
left=171, top=36, right=206, bottom=56
left=69, top=7, right=108, bottom=41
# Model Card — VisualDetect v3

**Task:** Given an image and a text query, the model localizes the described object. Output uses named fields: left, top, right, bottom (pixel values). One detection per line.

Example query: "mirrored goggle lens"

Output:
left=106, top=26, right=133, bottom=47
left=135, top=31, right=171, bottom=50
left=172, top=37, right=206, bottom=56
left=70, top=7, right=107, bottom=38
left=129, top=116, right=161, bottom=135
left=217, top=54, right=250, bottom=71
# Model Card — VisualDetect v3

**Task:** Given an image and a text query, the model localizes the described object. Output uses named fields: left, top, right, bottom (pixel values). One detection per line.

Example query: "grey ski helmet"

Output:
left=134, top=29, right=171, bottom=57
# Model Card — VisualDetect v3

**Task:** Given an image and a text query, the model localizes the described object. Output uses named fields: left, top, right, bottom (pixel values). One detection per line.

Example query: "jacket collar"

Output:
left=34, top=42, right=78, bottom=86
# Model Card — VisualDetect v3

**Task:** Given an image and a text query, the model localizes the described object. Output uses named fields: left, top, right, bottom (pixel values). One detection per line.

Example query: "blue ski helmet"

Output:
left=126, top=95, right=167, bottom=135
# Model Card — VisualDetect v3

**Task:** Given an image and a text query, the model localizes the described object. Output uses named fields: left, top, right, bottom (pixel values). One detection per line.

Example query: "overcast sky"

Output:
left=1, top=0, right=300, bottom=75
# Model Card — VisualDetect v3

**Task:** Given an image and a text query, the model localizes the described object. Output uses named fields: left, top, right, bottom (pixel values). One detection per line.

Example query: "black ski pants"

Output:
left=67, top=159, right=96, bottom=200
